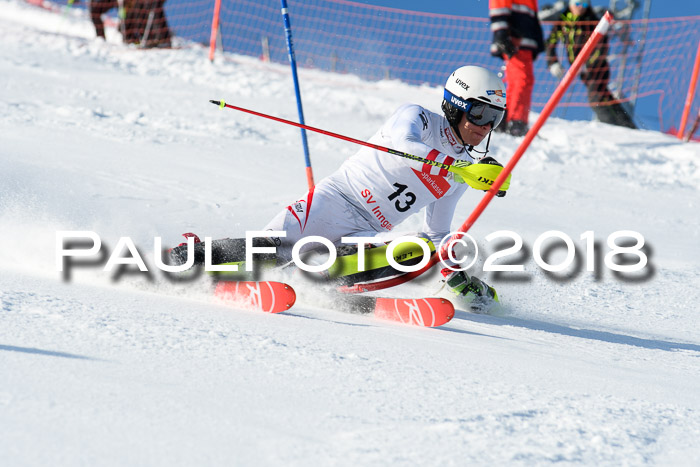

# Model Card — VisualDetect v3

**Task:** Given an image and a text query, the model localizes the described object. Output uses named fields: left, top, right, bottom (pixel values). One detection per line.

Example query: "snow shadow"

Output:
left=458, top=315, right=700, bottom=353
left=284, top=311, right=375, bottom=329
left=0, top=344, right=98, bottom=360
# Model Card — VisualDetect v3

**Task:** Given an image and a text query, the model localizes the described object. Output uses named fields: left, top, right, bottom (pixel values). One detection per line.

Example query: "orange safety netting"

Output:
left=25, top=0, right=700, bottom=134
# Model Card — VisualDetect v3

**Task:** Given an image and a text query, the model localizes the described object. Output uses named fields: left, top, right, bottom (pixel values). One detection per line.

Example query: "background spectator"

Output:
left=89, top=0, right=171, bottom=48
left=131, top=0, right=172, bottom=48
left=489, top=0, right=545, bottom=136
left=546, top=0, right=636, bottom=128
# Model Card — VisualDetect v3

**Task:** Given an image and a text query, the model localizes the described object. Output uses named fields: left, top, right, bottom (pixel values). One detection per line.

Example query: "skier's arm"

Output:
left=421, top=187, right=466, bottom=246
left=489, top=0, right=517, bottom=58
left=381, top=104, right=450, bottom=170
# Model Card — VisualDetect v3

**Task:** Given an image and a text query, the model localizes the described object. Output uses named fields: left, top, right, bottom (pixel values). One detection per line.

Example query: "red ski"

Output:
left=213, top=281, right=453, bottom=327
left=214, top=281, right=296, bottom=313
left=373, top=297, right=454, bottom=327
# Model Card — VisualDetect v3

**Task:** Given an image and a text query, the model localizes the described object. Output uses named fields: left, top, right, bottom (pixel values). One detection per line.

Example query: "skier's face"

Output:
left=457, top=113, right=491, bottom=146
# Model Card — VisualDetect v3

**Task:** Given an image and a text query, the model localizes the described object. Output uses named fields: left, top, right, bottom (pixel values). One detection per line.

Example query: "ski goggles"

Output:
left=572, top=1, right=589, bottom=7
left=444, top=89, right=505, bottom=128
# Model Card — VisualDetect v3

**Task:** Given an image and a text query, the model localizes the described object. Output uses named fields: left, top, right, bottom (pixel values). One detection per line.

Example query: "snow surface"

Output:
left=1, top=1, right=700, bottom=465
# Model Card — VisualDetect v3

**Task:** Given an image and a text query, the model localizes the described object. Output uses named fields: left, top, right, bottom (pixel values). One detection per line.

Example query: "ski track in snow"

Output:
left=1, top=1, right=699, bottom=465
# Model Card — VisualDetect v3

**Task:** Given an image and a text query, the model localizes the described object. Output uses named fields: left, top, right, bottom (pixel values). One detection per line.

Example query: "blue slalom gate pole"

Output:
left=280, top=0, right=315, bottom=189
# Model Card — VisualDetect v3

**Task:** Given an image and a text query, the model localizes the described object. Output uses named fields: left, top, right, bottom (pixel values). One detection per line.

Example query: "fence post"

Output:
left=209, top=0, right=222, bottom=62
left=678, top=40, right=700, bottom=140
left=261, top=36, right=270, bottom=62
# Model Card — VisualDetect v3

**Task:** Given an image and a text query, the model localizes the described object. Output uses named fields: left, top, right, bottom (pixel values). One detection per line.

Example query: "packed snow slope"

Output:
left=1, top=1, right=700, bottom=465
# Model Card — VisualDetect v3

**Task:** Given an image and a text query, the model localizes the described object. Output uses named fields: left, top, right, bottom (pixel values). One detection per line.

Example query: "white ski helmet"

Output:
left=441, top=66, right=507, bottom=129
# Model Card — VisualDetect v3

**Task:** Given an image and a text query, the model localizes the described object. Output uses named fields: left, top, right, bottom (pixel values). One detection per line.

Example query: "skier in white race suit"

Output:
left=172, top=66, right=507, bottom=310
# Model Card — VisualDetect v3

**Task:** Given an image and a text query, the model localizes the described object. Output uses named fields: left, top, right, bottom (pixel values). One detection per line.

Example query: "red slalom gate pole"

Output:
left=339, top=11, right=615, bottom=294
left=678, top=40, right=700, bottom=140
left=456, top=14, right=613, bottom=234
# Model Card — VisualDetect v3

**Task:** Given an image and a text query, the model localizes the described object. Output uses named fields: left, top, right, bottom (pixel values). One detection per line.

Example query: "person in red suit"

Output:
left=489, top=0, right=545, bottom=136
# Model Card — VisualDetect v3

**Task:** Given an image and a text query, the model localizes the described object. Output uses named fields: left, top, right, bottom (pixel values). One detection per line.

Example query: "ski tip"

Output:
left=214, top=281, right=296, bottom=314
left=283, top=284, right=296, bottom=309
left=374, top=297, right=455, bottom=327
left=441, top=298, right=456, bottom=324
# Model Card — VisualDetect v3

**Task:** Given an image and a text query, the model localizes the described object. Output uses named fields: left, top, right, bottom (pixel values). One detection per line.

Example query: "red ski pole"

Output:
left=210, top=100, right=510, bottom=192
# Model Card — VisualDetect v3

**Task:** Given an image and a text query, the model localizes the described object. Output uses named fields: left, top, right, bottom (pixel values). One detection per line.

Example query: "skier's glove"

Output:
left=478, top=156, right=502, bottom=166
left=549, top=62, right=565, bottom=79
left=478, top=156, right=507, bottom=197
left=493, top=30, right=517, bottom=59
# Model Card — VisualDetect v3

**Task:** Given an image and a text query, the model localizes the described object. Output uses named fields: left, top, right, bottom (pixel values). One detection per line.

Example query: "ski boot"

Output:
left=438, top=268, right=499, bottom=314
